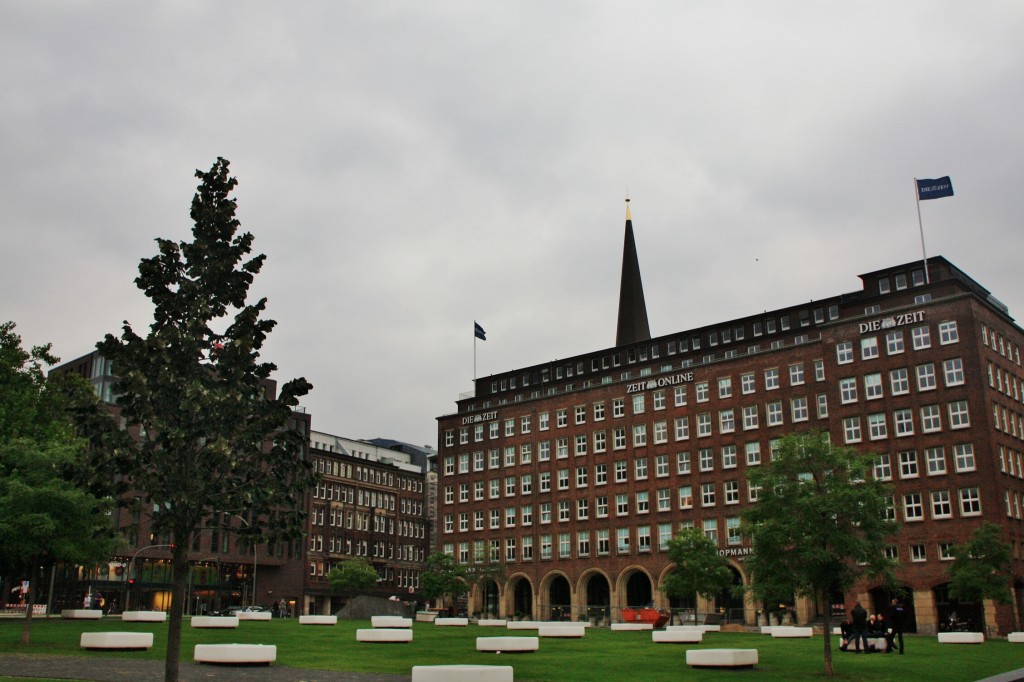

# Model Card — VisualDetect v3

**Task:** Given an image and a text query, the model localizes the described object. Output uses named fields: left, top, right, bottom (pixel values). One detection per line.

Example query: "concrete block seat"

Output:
left=686, top=649, right=759, bottom=669
left=435, top=617, right=470, bottom=626
left=416, top=611, right=438, bottom=622
left=372, top=615, right=412, bottom=628
left=194, top=643, right=276, bottom=665
left=62, top=609, right=103, bottom=620
left=81, top=632, right=154, bottom=650
left=653, top=629, right=702, bottom=644
left=477, top=636, right=539, bottom=653
left=611, top=622, right=653, bottom=631
left=760, top=626, right=773, bottom=635
left=771, top=626, right=813, bottom=638
left=357, top=628, right=413, bottom=643
left=121, top=610, right=166, bottom=622
left=413, top=665, right=513, bottom=682
left=478, top=619, right=507, bottom=627
left=191, top=616, right=239, bottom=628
left=237, top=610, right=272, bottom=621
left=538, top=624, right=586, bottom=638
left=938, top=632, right=984, bottom=644
left=299, top=615, right=337, bottom=625
left=1008, top=632, right=1024, bottom=643
left=506, top=620, right=543, bottom=630
left=667, top=625, right=704, bottom=633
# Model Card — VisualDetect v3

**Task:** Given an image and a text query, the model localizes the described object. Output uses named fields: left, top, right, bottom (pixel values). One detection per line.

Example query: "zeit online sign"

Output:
left=626, top=372, right=695, bottom=394
left=859, top=310, right=925, bottom=334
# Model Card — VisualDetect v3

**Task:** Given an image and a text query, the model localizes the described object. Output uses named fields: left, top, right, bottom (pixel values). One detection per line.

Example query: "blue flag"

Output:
left=474, top=322, right=487, bottom=341
left=917, top=177, right=954, bottom=200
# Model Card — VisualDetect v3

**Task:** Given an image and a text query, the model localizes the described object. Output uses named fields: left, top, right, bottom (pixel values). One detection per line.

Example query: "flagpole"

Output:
left=914, top=178, right=931, bottom=285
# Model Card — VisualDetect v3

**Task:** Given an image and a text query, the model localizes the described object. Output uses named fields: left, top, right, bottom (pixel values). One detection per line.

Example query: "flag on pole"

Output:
left=916, top=177, right=954, bottom=200
left=474, top=322, right=487, bottom=341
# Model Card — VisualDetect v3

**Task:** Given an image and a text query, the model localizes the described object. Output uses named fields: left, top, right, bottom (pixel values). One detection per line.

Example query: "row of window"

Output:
left=895, top=487, right=983, bottom=521
left=988, top=361, right=1024, bottom=404
left=842, top=402, right=970, bottom=444
left=839, top=359, right=964, bottom=403
left=993, top=402, right=1024, bottom=442
left=982, top=323, right=1023, bottom=367
left=308, top=534, right=426, bottom=564
left=836, top=321, right=959, bottom=365
left=308, top=560, right=418, bottom=588
left=309, top=505, right=427, bottom=539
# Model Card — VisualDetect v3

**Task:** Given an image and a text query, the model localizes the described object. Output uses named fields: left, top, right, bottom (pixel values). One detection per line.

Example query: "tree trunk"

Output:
left=164, top=545, right=189, bottom=682
left=821, top=589, right=834, bottom=677
left=20, top=561, right=38, bottom=645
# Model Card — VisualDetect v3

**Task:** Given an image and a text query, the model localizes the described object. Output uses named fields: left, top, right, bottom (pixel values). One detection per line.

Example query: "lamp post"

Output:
left=124, top=543, right=173, bottom=612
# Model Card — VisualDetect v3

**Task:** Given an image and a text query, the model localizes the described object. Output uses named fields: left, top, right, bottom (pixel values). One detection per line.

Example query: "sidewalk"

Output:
left=0, top=654, right=409, bottom=682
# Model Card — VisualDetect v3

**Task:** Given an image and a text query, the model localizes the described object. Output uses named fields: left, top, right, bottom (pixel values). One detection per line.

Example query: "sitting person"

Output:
left=839, top=618, right=853, bottom=651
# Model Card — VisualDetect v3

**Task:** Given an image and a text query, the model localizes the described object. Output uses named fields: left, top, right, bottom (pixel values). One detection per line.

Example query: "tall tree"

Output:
left=948, top=522, right=1015, bottom=631
left=419, top=552, right=470, bottom=609
left=660, top=526, right=734, bottom=622
left=741, top=431, right=896, bottom=677
left=97, top=159, right=312, bottom=682
left=327, top=558, right=380, bottom=601
left=0, top=322, right=118, bottom=644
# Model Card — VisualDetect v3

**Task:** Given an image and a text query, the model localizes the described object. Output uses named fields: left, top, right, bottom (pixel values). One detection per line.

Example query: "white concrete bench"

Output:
left=1008, top=632, right=1024, bottom=643
left=81, top=632, right=154, bottom=650
left=832, top=626, right=842, bottom=635
left=372, top=615, right=412, bottom=628
left=191, top=616, right=239, bottom=628
left=653, top=629, right=702, bottom=644
left=62, top=609, right=103, bottom=620
left=479, top=619, right=508, bottom=627
left=477, top=636, right=539, bottom=652
left=611, top=622, right=653, bottom=631
left=506, top=620, right=543, bottom=630
left=120, top=610, right=166, bottom=622
left=413, top=664, right=513, bottom=682
left=938, top=632, right=984, bottom=644
left=699, top=624, right=721, bottom=632
left=357, top=628, right=413, bottom=643
left=436, top=617, right=469, bottom=626
left=760, top=626, right=773, bottom=634
left=299, top=615, right=337, bottom=625
left=416, top=611, right=438, bottom=622
left=667, top=625, right=704, bottom=632
left=686, top=649, right=759, bottom=669
left=194, top=643, right=276, bottom=664
left=771, top=626, right=813, bottom=638
left=538, top=624, right=585, bottom=638
left=237, top=610, right=272, bottom=621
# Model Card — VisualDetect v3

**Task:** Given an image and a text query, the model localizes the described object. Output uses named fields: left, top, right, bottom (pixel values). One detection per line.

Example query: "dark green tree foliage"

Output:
left=948, top=522, right=1015, bottom=629
left=97, top=159, right=312, bottom=682
left=419, top=552, right=470, bottom=605
left=741, top=431, right=897, bottom=677
left=327, top=557, right=380, bottom=598
left=0, top=322, right=118, bottom=645
left=661, top=526, right=734, bottom=614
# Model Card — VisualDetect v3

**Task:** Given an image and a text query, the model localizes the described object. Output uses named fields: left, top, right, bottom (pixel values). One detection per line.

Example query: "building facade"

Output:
left=436, top=255, right=1024, bottom=634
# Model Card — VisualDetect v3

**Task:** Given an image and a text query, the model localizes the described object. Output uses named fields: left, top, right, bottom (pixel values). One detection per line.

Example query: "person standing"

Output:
left=887, top=598, right=907, bottom=654
left=850, top=602, right=869, bottom=653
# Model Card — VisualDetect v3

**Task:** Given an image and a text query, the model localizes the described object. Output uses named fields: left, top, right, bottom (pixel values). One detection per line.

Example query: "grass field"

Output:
left=1, top=618, right=1021, bottom=682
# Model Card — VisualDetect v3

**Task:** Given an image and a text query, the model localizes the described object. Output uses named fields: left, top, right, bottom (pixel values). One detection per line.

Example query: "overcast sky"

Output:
left=3, top=2, right=1022, bottom=448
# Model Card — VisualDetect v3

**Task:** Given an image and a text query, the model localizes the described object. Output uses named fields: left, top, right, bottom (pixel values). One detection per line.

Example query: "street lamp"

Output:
left=124, top=543, right=173, bottom=612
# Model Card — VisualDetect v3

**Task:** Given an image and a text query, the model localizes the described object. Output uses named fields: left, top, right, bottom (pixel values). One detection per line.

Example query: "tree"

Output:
left=419, top=552, right=470, bottom=609
left=327, top=558, right=379, bottom=599
left=741, top=431, right=897, bottom=677
left=0, top=322, right=118, bottom=644
left=660, top=527, right=734, bottom=622
left=948, top=522, right=1015, bottom=631
left=95, top=159, right=312, bottom=682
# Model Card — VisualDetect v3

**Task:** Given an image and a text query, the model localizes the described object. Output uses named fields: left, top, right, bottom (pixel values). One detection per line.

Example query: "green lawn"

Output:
left=1, top=618, right=1021, bottom=682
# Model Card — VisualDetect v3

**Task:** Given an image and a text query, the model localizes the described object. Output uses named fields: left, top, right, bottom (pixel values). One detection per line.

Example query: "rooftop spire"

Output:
left=615, top=196, right=651, bottom=347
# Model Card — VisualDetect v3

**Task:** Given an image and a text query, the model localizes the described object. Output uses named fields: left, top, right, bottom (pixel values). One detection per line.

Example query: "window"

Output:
left=836, top=341, right=854, bottom=364
left=791, top=396, right=809, bottom=422
left=953, top=443, right=975, bottom=472
left=701, top=483, right=716, bottom=507
left=764, top=368, right=780, bottom=390
left=721, top=445, right=737, bottom=469
left=903, top=493, right=924, bottom=521
left=596, top=496, right=609, bottom=517
left=748, top=480, right=762, bottom=502
left=612, top=399, right=625, bottom=418
left=899, top=451, right=918, bottom=479
left=911, top=544, right=927, bottom=562
left=655, top=454, right=669, bottom=478
left=814, top=359, right=825, bottom=382
left=948, top=401, right=970, bottom=429
left=864, top=373, right=884, bottom=400
left=658, top=523, right=673, bottom=551
left=540, top=503, right=551, bottom=524
left=921, top=404, right=942, bottom=433
left=575, top=405, right=586, bottom=424
left=657, top=488, right=671, bottom=511
left=939, top=543, right=954, bottom=561
left=539, top=472, right=550, bottom=493
left=678, top=485, right=693, bottom=509
left=719, top=409, right=735, bottom=433
left=674, top=417, right=690, bottom=441
left=726, top=516, right=742, bottom=545
left=636, top=491, right=650, bottom=514
left=741, top=372, right=756, bottom=394
left=840, top=377, right=858, bottom=403
left=925, top=447, right=947, bottom=476
left=817, top=393, right=828, bottom=418
left=593, top=402, right=605, bottom=421
left=617, top=528, right=630, bottom=554
left=943, top=358, right=964, bottom=386
left=697, top=413, right=712, bottom=437
left=539, top=412, right=550, bottom=430
left=874, top=453, right=892, bottom=481
left=577, top=531, right=590, bottom=557
left=575, top=434, right=588, bottom=456
left=718, top=377, right=733, bottom=398
left=931, top=490, right=952, bottom=518
left=613, top=427, right=626, bottom=450
left=632, top=395, right=645, bottom=415
left=916, top=363, right=937, bottom=391
left=558, top=500, right=570, bottom=522
left=699, top=448, right=714, bottom=472
left=653, top=420, right=668, bottom=444
left=635, top=457, right=649, bottom=480
left=556, top=438, right=569, bottom=459
left=653, top=390, right=665, bottom=410
left=959, top=487, right=982, bottom=516
left=868, top=413, right=887, bottom=440
left=745, top=441, right=761, bottom=466
left=724, top=480, right=740, bottom=505
left=540, top=534, right=552, bottom=559
left=742, top=405, right=759, bottom=430
left=912, top=325, right=931, bottom=349
left=576, top=466, right=588, bottom=488
left=861, top=337, right=879, bottom=360
left=615, top=460, right=628, bottom=482
left=938, top=320, right=959, bottom=345
left=766, top=400, right=783, bottom=426
left=886, top=330, right=905, bottom=355
left=703, top=518, right=718, bottom=542
left=594, top=463, right=607, bottom=485
left=556, top=409, right=568, bottom=427
left=789, top=363, right=805, bottom=385
left=677, top=451, right=691, bottom=475
left=593, top=430, right=607, bottom=453
left=696, top=382, right=710, bottom=402
left=890, top=367, right=909, bottom=395
left=557, top=469, right=569, bottom=490
left=521, top=505, right=533, bottom=525
left=843, top=417, right=862, bottom=444
left=894, top=409, right=914, bottom=436
left=596, top=529, right=610, bottom=556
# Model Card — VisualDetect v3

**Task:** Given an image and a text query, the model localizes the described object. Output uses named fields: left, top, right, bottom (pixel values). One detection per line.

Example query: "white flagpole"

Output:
left=914, top=178, right=930, bottom=284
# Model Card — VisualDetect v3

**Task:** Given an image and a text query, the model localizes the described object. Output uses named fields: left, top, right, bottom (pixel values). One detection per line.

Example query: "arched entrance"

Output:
left=934, top=582, right=982, bottom=632
left=480, top=578, right=500, bottom=618
left=584, top=573, right=611, bottom=626
left=714, top=565, right=744, bottom=624
left=547, top=575, right=571, bottom=621
left=625, top=571, right=653, bottom=608
left=511, top=577, right=533, bottom=620
left=869, top=584, right=917, bottom=633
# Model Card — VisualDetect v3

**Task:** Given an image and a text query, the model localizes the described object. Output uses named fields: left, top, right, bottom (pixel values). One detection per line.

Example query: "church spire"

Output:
left=615, top=197, right=651, bottom=347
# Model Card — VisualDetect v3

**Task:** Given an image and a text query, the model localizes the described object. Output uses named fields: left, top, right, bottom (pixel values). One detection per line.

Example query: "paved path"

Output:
left=0, top=654, right=409, bottom=682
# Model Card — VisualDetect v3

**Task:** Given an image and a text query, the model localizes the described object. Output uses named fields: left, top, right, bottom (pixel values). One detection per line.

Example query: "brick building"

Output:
left=435, top=209, right=1024, bottom=634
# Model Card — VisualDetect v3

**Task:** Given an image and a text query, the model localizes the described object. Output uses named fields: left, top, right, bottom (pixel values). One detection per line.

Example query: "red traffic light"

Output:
left=128, top=579, right=136, bottom=586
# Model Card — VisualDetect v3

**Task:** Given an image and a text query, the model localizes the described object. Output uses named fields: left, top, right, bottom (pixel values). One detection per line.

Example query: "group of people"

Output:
left=839, top=598, right=907, bottom=654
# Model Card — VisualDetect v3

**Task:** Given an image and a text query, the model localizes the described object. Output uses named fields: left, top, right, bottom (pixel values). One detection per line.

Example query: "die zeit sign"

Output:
left=462, top=410, right=498, bottom=425
left=859, top=310, right=925, bottom=334
left=626, top=372, right=695, bottom=394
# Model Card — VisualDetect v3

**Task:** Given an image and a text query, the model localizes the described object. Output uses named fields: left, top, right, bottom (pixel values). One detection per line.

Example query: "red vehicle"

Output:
left=621, top=607, right=670, bottom=628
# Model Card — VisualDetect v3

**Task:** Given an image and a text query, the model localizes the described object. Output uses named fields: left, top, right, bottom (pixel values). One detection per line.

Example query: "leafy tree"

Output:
left=419, top=552, right=470, bottom=608
left=741, top=431, right=896, bottom=677
left=0, top=322, right=119, bottom=644
left=327, top=558, right=380, bottom=599
left=948, top=522, right=1015, bottom=630
left=95, top=159, right=312, bottom=682
left=661, top=526, right=733, bottom=621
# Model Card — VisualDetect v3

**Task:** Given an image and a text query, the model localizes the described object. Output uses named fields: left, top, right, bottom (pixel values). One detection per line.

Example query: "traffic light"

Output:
left=128, top=578, right=135, bottom=586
